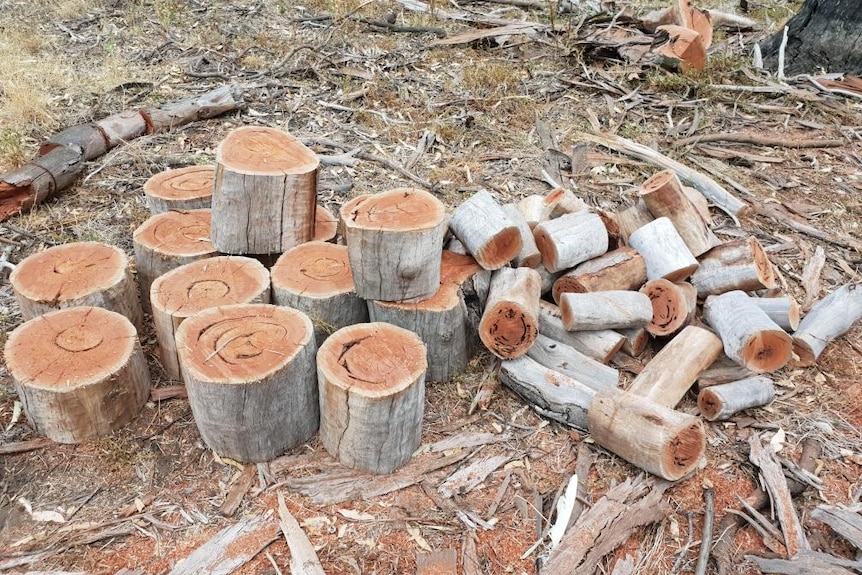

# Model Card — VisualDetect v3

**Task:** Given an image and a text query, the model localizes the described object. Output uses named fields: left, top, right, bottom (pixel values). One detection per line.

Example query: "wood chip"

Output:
left=219, top=464, right=257, bottom=517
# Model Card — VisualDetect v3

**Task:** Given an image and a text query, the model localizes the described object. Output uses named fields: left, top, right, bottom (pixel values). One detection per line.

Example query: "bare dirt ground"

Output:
left=0, top=0, right=860, bottom=574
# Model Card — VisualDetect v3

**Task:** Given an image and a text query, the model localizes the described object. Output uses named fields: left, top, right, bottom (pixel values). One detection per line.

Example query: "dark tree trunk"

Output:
left=761, top=0, right=862, bottom=75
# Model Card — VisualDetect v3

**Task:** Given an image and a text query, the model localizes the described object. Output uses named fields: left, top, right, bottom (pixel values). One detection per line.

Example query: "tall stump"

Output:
left=4, top=307, right=150, bottom=443
left=176, top=304, right=318, bottom=463
left=143, top=165, right=214, bottom=214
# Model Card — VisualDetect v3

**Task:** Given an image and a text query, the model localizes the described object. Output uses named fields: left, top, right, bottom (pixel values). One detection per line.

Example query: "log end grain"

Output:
left=660, top=418, right=707, bottom=479
left=641, top=279, right=696, bottom=337
left=474, top=225, right=522, bottom=270
left=741, top=329, right=793, bottom=372
left=143, top=165, right=214, bottom=213
left=479, top=268, right=541, bottom=359
left=343, top=187, right=445, bottom=233
left=216, top=126, right=319, bottom=175
left=271, top=241, right=355, bottom=300
left=314, top=204, right=338, bottom=242
left=132, top=209, right=216, bottom=258
left=791, top=338, right=817, bottom=367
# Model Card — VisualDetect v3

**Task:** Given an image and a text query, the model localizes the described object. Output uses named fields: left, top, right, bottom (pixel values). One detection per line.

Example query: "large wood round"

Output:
left=143, top=165, right=214, bottom=214
left=10, top=241, right=143, bottom=330
left=176, top=304, right=318, bottom=463
left=317, top=322, right=427, bottom=474
left=4, top=307, right=151, bottom=444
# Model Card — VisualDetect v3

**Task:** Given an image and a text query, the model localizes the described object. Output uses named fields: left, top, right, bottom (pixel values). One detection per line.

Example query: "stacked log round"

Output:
left=690, top=237, right=776, bottom=298
left=271, top=241, right=367, bottom=346
left=559, top=291, right=653, bottom=332
left=479, top=267, right=541, bottom=359
left=175, top=304, right=318, bottom=463
left=314, top=205, right=338, bottom=242
left=10, top=241, right=143, bottom=330
left=552, top=246, right=647, bottom=303
left=4, top=307, right=150, bottom=443
left=533, top=212, right=608, bottom=273
left=150, top=255, right=270, bottom=381
left=698, top=376, right=775, bottom=421
left=501, top=204, right=542, bottom=268
left=628, top=217, right=699, bottom=281
left=143, top=165, right=214, bottom=214
left=317, top=322, right=427, bottom=474
left=640, top=278, right=698, bottom=337
left=449, top=189, right=522, bottom=271
left=211, top=126, right=319, bottom=255
left=133, top=209, right=218, bottom=313
left=342, top=187, right=447, bottom=302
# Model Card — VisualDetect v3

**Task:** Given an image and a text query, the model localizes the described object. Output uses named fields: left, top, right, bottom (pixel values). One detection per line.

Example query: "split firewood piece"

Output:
left=547, top=188, right=590, bottom=218
left=479, top=267, right=541, bottom=359
left=690, top=237, right=776, bottom=298
left=271, top=241, right=367, bottom=346
left=369, top=251, right=489, bottom=382
left=176, top=304, right=318, bottom=463
left=143, top=165, right=214, bottom=214
left=11, top=241, right=143, bottom=330
left=501, top=204, right=542, bottom=268
left=655, top=25, right=706, bottom=72
left=627, top=325, right=723, bottom=408
left=499, top=355, right=596, bottom=430
left=338, top=194, right=370, bottom=245
left=750, top=296, right=801, bottom=332
left=211, top=126, right=319, bottom=255
left=133, top=209, right=218, bottom=313
left=539, top=301, right=626, bottom=363
left=277, top=493, right=325, bottom=575
left=588, top=389, right=706, bottom=481
left=517, top=194, right=553, bottom=228
left=559, top=291, right=653, bottom=331
left=597, top=210, right=622, bottom=251
left=619, top=327, right=650, bottom=356
left=639, top=170, right=720, bottom=257
left=525, top=333, right=619, bottom=391
left=342, top=187, right=447, bottom=302
left=703, top=290, right=793, bottom=373
left=640, top=278, right=698, bottom=337
left=534, top=212, right=609, bottom=273
left=616, top=201, right=655, bottom=244
left=552, top=246, right=647, bottom=303
left=628, top=217, right=699, bottom=281
left=313, top=204, right=338, bottom=242
left=449, top=189, right=522, bottom=271
left=150, top=256, right=270, bottom=381
left=4, top=307, right=150, bottom=443
left=792, top=283, right=862, bottom=366
left=698, top=376, right=775, bottom=421
left=317, top=322, right=427, bottom=474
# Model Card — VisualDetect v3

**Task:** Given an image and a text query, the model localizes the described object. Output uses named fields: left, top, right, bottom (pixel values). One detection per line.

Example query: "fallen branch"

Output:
left=0, top=438, right=53, bottom=455
left=674, top=132, right=845, bottom=149
left=277, top=492, right=325, bottom=575
left=694, top=481, right=715, bottom=575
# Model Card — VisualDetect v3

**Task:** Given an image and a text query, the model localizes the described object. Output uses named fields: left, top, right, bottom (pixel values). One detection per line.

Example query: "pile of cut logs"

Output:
left=4, top=126, right=862, bottom=481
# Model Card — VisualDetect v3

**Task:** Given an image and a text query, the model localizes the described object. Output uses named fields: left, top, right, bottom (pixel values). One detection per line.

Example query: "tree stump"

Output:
left=640, top=279, right=698, bottom=337
left=501, top=204, right=542, bottom=268
left=11, top=241, right=143, bottom=330
left=533, top=212, right=609, bottom=273
left=211, top=126, right=319, bottom=254
left=559, top=291, right=653, bottom=331
left=317, top=322, right=427, bottom=474
left=314, top=205, right=338, bottom=242
left=133, top=208, right=218, bottom=313
left=143, top=165, right=214, bottom=214
left=552, top=246, right=647, bottom=303
left=271, top=241, right=367, bottom=345
left=698, top=376, right=775, bottom=421
left=538, top=301, right=625, bottom=363
left=341, top=187, right=447, bottom=302
left=690, top=237, right=776, bottom=298
left=628, top=217, right=699, bottom=281
left=4, top=307, right=150, bottom=443
left=449, top=189, right=522, bottom=271
left=479, top=267, right=541, bottom=359
left=175, top=304, right=318, bottom=463
left=150, top=255, right=270, bottom=381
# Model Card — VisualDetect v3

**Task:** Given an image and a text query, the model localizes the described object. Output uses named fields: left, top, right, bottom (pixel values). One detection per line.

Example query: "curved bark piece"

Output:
left=0, top=144, right=84, bottom=221
left=501, top=204, right=542, bottom=268
left=690, top=237, right=775, bottom=298
left=559, top=291, right=653, bottom=331
left=534, top=212, right=609, bottom=273
left=640, top=278, right=697, bottom=337
left=628, top=217, right=699, bottom=281
left=552, top=246, right=647, bottom=303
left=538, top=301, right=625, bottom=363
left=525, top=333, right=619, bottom=391
left=479, top=267, right=541, bottom=359
left=698, top=376, right=775, bottom=421
left=314, top=204, right=338, bottom=242
left=449, top=189, right=521, bottom=270
left=792, top=283, right=862, bottom=366
left=143, top=165, right=214, bottom=214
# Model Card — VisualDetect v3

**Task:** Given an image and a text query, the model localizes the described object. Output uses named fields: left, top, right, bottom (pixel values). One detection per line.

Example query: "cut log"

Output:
left=750, top=296, right=801, bottom=332
left=698, top=376, right=775, bottom=421
left=588, top=389, right=706, bottom=480
left=619, top=327, right=649, bottom=356
left=690, top=237, right=776, bottom=298
left=211, top=126, right=319, bottom=254
left=655, top=25, right=706, bottom=72
left=0, top=144, right=85, bottom=221
left=534, top=212, right=609, bottom=273
left=536, top=264, right=563, bottom=296
left=449, top=189, right=522, bottom=270
left=94, top=109, right=147, bottom=150
left=4, top=307, right=150, bottom=443
left=792, top=283, right=862, bottom=366
left=682, top=186, right=711, bottom=222
left=143, top=165, right=214, bottom=214
left=552, top=246, right=647, bottom=303
left=639, top=169, right=720, bottom=257
left=501, top=204, right=542, bottom=268
left=517, top=194, right=553, bottom=228
left=369, top=251, right=489, bottom=382
left=338, top=194, right=370, bottom=245
left=479, top=267, right=541, bottom=359
left=559, top=291, right=653, bottom=331
left=317, top=322, right=427, bottom=474
left=617, top=201, right=655, bottom=244
left=627, top=325, right=723, bottom=408
left=703, top=290, right=793, bottom=373
left=133, top=209, right=218, bottom=313
left=150, top=256, right=270, bottom=381
left=175, top=304, right=318, bottom=463
left=628, top=217, right=699, bottom=281
left=640, top=279, right=698, bottom=337
left=525, top=333, right=619, bottom=391
left=547, top=188, right=590, bottom=218
left=446, top=236, right=467, bottom=255
left=342, top=187, right=447, bottom=302
left=313, top=204, right=338, bottom=242
left=271, top=241, right=367, bottom=346
left=11, top=241, right=143, bottom=330
left=538, top=301, right=626, bottom=363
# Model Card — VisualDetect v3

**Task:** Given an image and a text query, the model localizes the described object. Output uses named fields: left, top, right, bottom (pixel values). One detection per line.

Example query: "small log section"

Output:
left=793, top=283, right=862, bottom=366
left=150, top=256, right=270, bottom=381
left=501, top=204, right=542, bottom=268
left=538, top=301, right=626, bottom=363
left=559, top=291, right=653, bottom=331
left=317, top=322, right=427, bottom=474
left=640, top=278, right=697, bottom=337
left=548, top=188, right=590, bottom=218
left=704, top=290, right=793, bottom=373
left=620, top=326, right=650, bottom=356
left=449, top=189, right=522, bottom=270
left=342, top=187, right=447, bottom=302
left=314, top=205, right=338, bottom=242
left=271, top=241, right=367, bottom=346
left=752, top=295, right=801, bottom=332
left=698, top=376, right=775, bottom=421
left=588, top=389, right=706, bottom=481
left=552, top=246, right=647, bottom=303
left=143, top=165, right=214, bottom=214
left=616, top=201, right=654, bottom=244
left=517, top=194, right=552, bottom=228
left=0, top=145, right=84, bottom=221
left=525, top=333, right=619, bottom=391
left=175, top=304, right=318, bottom=463
left=133, top=209, right=218, bottom=313
left=479, top=267, right=541, bottom=359
left=11, top=241, right=143, bottom=330
left=627, top=325, right=723, bottom=408
left=533, top=212, right=609, bottom=273
left=690, top=237, right=776, bottom=298
left=211, top=126, right=319, bottom=255
left=4, top=306, right=151, bottom=444
left=628, top=217, right=699, bottom=281
left=369, top=251, right=489, bottom=382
